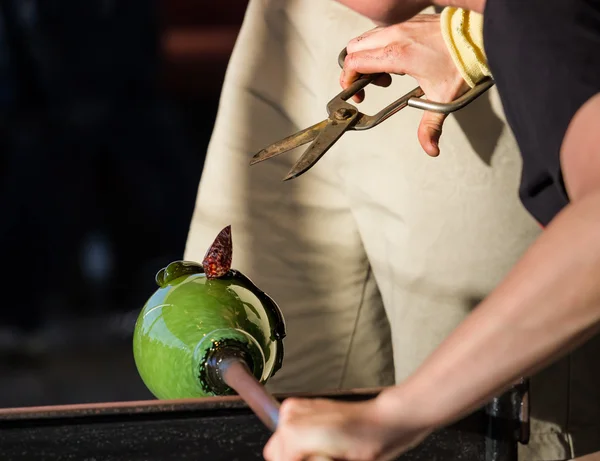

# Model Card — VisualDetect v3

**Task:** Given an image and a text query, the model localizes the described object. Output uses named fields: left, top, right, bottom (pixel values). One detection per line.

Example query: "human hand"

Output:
left=340, top=15, right=469, bottom=157
left=263, top=396, right=433, bottom=461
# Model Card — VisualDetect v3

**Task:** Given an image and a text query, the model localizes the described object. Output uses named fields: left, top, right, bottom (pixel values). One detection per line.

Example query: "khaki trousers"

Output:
left=185, top=1, right=600, bottom=459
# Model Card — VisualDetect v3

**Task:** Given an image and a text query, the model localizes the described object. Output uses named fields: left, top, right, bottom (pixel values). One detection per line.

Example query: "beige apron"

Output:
left=184, top=1, right=600, bottom=458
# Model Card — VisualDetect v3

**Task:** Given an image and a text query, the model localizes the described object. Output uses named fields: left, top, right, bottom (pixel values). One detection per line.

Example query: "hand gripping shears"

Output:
left=250, top=48, right=494, bottom=181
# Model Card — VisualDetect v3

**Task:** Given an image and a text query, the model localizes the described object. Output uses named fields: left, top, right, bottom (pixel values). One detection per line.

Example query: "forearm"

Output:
left=441, top=0, right=485, bottom=13
left=334, top=0, right=485, bottom=24
left=377, top=190, right=600, bottom=428
left=334, top=0, right=429, bottom=25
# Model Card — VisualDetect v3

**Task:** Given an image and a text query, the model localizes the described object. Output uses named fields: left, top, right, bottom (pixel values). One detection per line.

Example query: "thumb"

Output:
left=418, top=111, right=447, bottom=157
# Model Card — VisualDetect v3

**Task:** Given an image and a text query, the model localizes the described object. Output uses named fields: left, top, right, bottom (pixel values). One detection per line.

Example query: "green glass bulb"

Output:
left=133, top=227, right=286, bottom=400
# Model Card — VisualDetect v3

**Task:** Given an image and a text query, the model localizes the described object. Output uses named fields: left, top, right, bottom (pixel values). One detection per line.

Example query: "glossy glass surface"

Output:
left=133, top=263, right=285, bottom=399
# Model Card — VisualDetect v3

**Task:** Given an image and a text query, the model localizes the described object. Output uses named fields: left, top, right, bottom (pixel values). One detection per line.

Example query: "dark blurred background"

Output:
left=0, top=0, right=248, bottom=407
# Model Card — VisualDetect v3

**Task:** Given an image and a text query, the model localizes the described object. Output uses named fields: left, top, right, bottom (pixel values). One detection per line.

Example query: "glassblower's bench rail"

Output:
left=0, top=386, right=528, bottom=461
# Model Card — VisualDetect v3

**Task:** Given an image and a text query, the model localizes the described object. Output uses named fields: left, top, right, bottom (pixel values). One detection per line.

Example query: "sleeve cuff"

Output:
left=440, top=7, right=492, bottom=88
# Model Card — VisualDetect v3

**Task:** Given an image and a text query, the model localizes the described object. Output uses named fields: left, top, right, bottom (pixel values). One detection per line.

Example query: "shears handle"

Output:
left=336, top=48, right=495, bottom=127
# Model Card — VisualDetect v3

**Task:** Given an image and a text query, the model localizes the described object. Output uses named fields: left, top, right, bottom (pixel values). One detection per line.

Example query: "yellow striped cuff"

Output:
left=440, top=7, right=492, bottom=88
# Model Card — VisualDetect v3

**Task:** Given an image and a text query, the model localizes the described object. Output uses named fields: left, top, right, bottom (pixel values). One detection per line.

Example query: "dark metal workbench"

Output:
left=0, top=387, right=526, bottom=461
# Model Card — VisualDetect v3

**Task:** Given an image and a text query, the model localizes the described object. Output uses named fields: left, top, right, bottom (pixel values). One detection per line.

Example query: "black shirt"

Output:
left=483, top=0, right=600, bottom=226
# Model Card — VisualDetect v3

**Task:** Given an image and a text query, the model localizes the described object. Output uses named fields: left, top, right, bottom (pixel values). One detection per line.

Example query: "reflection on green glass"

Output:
left=133, top=261, right=285, bottom=400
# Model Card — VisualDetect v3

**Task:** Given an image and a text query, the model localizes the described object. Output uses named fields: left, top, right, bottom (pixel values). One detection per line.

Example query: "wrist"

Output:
left=373, top=382, right=444, bottom=432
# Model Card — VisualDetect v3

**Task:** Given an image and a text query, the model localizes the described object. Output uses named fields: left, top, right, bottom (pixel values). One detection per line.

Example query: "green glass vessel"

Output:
left=133, top=230, right=286, bottom=400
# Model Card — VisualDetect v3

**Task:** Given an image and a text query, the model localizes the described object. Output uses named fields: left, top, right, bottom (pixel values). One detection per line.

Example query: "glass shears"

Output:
left=250, top=48, right=494, bottom=181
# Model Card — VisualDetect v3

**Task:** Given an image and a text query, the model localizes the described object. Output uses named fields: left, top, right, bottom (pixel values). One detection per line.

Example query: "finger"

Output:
left=352, top=89, right=365, bottom=104
left=341, top=51, right=396, bottom=103
left=280, top=433, right=337, bottom=461
left=346, top=78, right=390, bottom=103
left=346, top=26, right=384, bottom=53
left=373, top=73, right=392, bottom=88
left=339, top=65, right=365, bottom=103
left=263, top=434, right=282, bottom=461
left=418, top=111, right=448, bottom=157
left=344, top=47, right=409, bottom=78
left=340, top=58, right=362, bottom=91
left=347, top=24, right=407, bottom=54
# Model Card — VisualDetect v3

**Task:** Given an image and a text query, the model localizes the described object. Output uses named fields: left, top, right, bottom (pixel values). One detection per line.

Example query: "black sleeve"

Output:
left=483, top=0, right=600, bottom=226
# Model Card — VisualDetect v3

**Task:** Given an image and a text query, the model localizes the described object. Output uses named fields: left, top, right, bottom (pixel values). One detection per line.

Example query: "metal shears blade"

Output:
left=250, top=48, right=495, bottom=181
left=250, top=108, right=359, bottom=180
left=250, top=120, right=327, bottom=167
